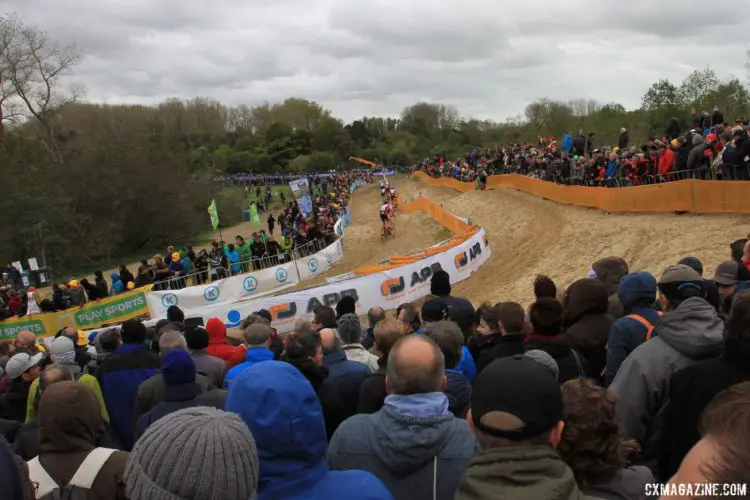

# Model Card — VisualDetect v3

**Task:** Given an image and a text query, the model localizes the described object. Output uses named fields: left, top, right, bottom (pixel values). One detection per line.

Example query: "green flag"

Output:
left=207, top=199, right=220, bottom=230
left=249, top=202, right=261, bottom=227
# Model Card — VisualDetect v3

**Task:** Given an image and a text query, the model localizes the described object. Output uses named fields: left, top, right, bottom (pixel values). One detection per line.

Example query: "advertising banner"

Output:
left=0, top=287, right=152, bottom=340
left=187, top=227, right=490, bottom=334
left=295, top=240, right=344, bottom=281
left=145, top=261, right=300, bottom=318
left=289, top=178, right=313, bottom=218
left=334, top=218, right=344, bottom=240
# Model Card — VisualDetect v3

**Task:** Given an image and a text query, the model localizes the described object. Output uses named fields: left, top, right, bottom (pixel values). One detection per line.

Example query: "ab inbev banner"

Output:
left=187, top=227, right=490, bottom=334
left=296, top=240, right=344, bottom=281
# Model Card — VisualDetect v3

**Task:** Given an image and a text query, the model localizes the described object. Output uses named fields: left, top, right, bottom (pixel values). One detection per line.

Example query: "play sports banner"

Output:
left=296, top=240, right=344, bottom=281
left=0, top=287, right=152, bottom=340
left=145, top=260, right=300, bottom=318
left=184, top=227, right=490, bottom=334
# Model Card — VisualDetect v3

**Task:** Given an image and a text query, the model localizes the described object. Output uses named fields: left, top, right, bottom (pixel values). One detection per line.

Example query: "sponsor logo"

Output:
left=243, top=276, right=258, bottom=292
left=410, top=263, right=444, bottom=287
left=270, top=302, right=297, bottom=320
left=454, top=252, right=468, bottom=269
left=308, top=258, right=318, bottom=274
left=305, top=289, right=359, bottom=313
left=381, top=277, right=406, bottom=296
left=326, top=251, right=333, bottom=264
left=276, top=268, right=288, bottom=283
left=161, top=293, right=178, bottom=308
left=225, top=310, right=242, bottom=328
left=203, top=286, right=220, bottom=302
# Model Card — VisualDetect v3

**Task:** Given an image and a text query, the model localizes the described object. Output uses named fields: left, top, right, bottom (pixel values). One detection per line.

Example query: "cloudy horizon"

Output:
left=2, top=0, right=749, bottom=123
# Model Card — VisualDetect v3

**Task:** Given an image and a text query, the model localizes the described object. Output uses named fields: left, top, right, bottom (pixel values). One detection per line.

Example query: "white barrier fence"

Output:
left=187, top=227, right=490, bottom=334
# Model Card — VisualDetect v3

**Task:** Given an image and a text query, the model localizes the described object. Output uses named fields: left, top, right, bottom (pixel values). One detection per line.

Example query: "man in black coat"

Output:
left=473, top=302, right=526, bottom=374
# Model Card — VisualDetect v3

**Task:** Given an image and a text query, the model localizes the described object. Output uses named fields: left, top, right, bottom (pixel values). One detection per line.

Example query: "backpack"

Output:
left=626, top=312, right=664, bottom=342
left=28, top=448, right=117, bottom=500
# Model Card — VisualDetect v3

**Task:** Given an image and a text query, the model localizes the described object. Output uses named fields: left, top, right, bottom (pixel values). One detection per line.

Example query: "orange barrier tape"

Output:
left=412, top=171, right=750, bottom=214
left=353, top=195, right=477, bottom=276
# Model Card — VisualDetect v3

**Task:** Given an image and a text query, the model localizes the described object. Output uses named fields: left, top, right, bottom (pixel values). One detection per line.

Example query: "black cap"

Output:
left=471, top=355, right=562, bottom=441
left=421, top=299, right=450, bottom=323
left=713, top=261, right=740, bottom=286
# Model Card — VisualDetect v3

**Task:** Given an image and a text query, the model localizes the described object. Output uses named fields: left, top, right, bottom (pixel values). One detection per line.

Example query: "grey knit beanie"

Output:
left=337, top=313, right=362, bottom=344
left=125, top=406, right=258, bottom=500
left=524, top=349, right=560, bottom=380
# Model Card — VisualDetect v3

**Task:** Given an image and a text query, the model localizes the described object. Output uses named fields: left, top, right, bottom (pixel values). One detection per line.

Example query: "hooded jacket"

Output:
left=592, top=257, right=629, bottom=318
left=205, top=318, right=240, bottom=362
left=686, top=134, right=707, bottom=171
left=33, top=382, right=129, bottom=499
left=226, top=361, right=393, bottom=500
left=323, top=349, right=371, bottom=420
left=455, top=445, right=590, bottom=500
left=223, top=347, right=275, bottom=389
left=605, top=272, right=661, bottom=386
left=328, top=393, right=478, bottom=500
left=563, top=279, right=613, bottom=381
left=562, top=134, right=573, bottom=153
left=110, top=273, right=124, bottom=295
left=610, top=297, right=723, bottom=473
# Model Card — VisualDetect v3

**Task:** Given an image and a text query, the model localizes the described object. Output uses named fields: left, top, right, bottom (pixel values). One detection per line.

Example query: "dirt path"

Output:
left=399, top=177, right=750, bottom=307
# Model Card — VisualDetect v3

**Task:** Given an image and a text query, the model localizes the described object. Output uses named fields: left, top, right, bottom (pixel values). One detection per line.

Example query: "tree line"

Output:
left=1, top=13, right=749, bottom=275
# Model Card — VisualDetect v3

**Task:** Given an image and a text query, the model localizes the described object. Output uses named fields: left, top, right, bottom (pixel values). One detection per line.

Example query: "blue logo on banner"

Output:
left=308, top=258, right=318, bottom=273
left=326, top=251, right=333, bottom=264
left=243, top=276, right=258, bottom=292
left=204, top=286, right=220, bottom=302
left=276, top=268, right=288, bottom=283
left=225, top=310, right=242, bottom=328
left=161, top=293, right=178, bottom=308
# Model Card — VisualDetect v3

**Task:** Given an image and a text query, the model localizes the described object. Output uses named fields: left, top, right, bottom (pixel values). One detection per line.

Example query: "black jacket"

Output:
left=475, top=333, right=525, bottom=373
left=660, top=336, right=750, bottom=482
left=135, top=382, right=203, bottom=442
left=444, top=370, right=471, bottom=418
left=524, top=335, right=585, bottom=384
left=357, top=361, right=387, bottom=415
left=563, top=279, right=613, bottom=382
left=0, top=379, right=32, bottom=423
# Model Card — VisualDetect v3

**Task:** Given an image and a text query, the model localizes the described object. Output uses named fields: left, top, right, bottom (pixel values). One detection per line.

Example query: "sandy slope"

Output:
left=398, top=176, right=750, bottom=308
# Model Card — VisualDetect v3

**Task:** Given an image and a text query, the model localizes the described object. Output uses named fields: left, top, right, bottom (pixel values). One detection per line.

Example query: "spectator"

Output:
left=425, top=320, right=472, bottom=417
left=591, top=257, right=629, bottom=318
left=525, top=298, right=585, bottom=383
left=533, top=275, right=558, bottom=301
left=420, top=299, right=476, bottom=383
left=605, top=272, right=661, bottom=386
left=329, top=335, right=477, bottom=499
left=662, top=382, right=750, bottom=497
left=660, top=290, right=750, bottom=481
left=135, top=350, right=204, bottom=440
left=94, top=270, right=109, bottom=297
left=58, top=326, right=92, bottom=372
left=223, top=323, right=275, bottom=388
left=338, top=313, right=379, bottom=372
left=255, top=308, right=285, bottom=359
left=26, top=337, right=108, bottom=422
left=205, top=316, right=240, bottom=363
left=429, top=270, right=475, bottom=338
left=474, top=302, right=526, bottom=373
left=456, top=355, right=584, bottom=500
left=127, top=407, right=258, bottom=500
left=611, top=265, right=724, bottom=474
left=0, top=352, right=43, bottom=423
left=27, top=382, right=129, bottom=499
left=363, top=306, right=386, bottom=350
left=227, top=361, right=393, bottom=499
left=712, top=260, right=750, bottom=316
left=468, top=302, right=499, bottom=363
left=358, top=318, right=407, bottom=415
left=0, top=434, right=31, bottom=500
left=13, top=330, right=44, bottom=355
left=89, top=328, right=122, bottom=373
left=312, top=305, right=337, bottom=331
left=96, top=320, right=160, bottom=450
left=335, top=295, right=357, bottom=318
left=185, top=326, right=227, bottom=388
left=134, top=328, right=214, bottom=422
left=166, top=305, right=185, bottom=331
left=558, top=379, right=653, bottom=499
left=396, top=302, right=421, bottom=334
left=320, top=328, right=370, bottom=422
left=678, top=256, right=720, bottom=312
left=618, top=128, right=629, bottom=149
left=562, top=278, right=613, bottom=382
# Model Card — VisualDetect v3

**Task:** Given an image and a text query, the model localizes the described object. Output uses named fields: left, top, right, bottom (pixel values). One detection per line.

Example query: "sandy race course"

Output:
left=397, top=176, right=750, bottom=308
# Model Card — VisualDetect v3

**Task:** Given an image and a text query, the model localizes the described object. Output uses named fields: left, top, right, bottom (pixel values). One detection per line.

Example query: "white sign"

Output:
left=28, top=258, right=39, bottom=271
left=295, top=240, right=344, bottom=281
left=181, top=227, right=490, bottom=334
left=334, top=218, right=344, bottom=240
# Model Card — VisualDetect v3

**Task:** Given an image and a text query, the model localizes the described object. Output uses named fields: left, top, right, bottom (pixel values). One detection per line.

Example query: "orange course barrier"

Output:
left=412, top=171, right=750, bottom=214
left=353, top=195, right=476, bottom=275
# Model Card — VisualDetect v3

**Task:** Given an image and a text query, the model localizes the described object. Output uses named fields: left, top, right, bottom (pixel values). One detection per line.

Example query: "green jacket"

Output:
left=236, top=242, right=252, bottom=261
left=456, top=445, right=595, bottom=500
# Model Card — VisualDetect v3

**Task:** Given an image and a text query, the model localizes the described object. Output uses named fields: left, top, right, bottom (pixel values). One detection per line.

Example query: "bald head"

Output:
left=386, top=335, right=445, bottom=395
left=319, top=328, right=338, bottom=350
left=15, top=331, right=37, bottom=349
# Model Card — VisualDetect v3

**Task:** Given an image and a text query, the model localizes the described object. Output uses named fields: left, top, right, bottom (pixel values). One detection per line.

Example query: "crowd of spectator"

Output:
left=1, top=235, right=750, bottom=498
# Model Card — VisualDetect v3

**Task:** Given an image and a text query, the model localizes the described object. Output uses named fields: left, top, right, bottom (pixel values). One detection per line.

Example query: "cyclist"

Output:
left=379, top=179, right=386, bottom=198
left=379, top=199, right=394, bottom=233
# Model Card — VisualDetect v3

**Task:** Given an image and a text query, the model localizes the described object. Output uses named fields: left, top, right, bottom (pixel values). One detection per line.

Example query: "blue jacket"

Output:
left=110, top=273, right=124, bottom=295
left=328, top=392, right=478, bottom=500
left=95, top=343, right=159, bottom=450
left=225, top=361, right=393, bottom=500
left=226, top=250, right=241, bottom=273
left=606, top=159, right=618, bottom=179
left=416, top=327, right=476, bottom=383
left=562, top=134, right=573, bottom=153
left=323, top=350, right=371, bottom=417
left=222, top=347, right=275, bottom=389
left=605, top=272, right=662, bottom=386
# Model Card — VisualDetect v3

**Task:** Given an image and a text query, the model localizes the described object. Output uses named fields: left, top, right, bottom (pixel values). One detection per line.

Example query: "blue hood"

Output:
left=226, top=361, right=328, bottom=497
left=111, top=272, right=119, bottom=281
left=618, top=272, right=657, bottom=311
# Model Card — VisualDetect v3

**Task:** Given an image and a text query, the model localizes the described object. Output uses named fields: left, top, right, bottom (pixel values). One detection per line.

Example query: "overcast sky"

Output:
left=3, top=0, right=749, bottom=123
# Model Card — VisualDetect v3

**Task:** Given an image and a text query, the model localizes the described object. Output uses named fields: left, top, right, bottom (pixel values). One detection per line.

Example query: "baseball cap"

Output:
left=421, top=299, right=450, bottom=323
left=713, top=261, right=740, bottom=286
left=5, top=352, right=44, bottom=380
left=471, top=355, right=563, bottom=441
left=658, top=264, right=702, bottom=285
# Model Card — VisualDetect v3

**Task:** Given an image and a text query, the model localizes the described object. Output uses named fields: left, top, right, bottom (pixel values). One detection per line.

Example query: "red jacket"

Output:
left=658, top=149, right=675, bottom=175
left=205, top=318, right=240, bottom=363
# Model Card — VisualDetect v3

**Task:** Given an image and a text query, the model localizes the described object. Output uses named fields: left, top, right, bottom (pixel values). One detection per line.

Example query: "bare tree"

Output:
left=0, top=14, right=83, bottom=154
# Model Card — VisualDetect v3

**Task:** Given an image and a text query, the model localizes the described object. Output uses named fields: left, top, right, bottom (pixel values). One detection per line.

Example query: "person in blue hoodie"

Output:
left=605, top=151, right=619, bottom=180
left=226, top=361, right=393, bottom=500
left=604, top=272, right=662, bottom=386
left=95, top=320, right=160, bottom=450
left=226, top=244, right=241, bottom=274
left=223, top=323, right=275, bottom=389
left=562, top=132, right=573, bottom=154
left=110, top=272, right=124, bottom=295
left=419, top=299, right=476, bottom=383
